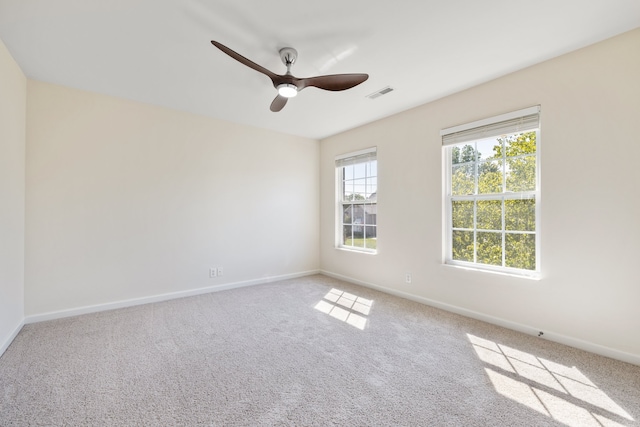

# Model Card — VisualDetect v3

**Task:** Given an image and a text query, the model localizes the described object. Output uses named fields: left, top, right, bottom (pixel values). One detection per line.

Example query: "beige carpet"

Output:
left=1, top=274, right=639, bottom=426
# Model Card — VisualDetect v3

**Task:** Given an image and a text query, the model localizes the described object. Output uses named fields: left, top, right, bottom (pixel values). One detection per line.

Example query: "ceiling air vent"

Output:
left=367, top=86, right=394, bottom=99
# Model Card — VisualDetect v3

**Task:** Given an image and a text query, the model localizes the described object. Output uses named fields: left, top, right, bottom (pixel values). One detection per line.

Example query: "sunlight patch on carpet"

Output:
left=467, top=334, right=634, bottom=427
left=314, top=288, right=373, bottom=330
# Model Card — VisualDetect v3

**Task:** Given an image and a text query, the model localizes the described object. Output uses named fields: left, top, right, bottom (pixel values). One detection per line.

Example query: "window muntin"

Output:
left=443, top=108, right=539, bottom=276
left=336, top=149, right=377, bottom=252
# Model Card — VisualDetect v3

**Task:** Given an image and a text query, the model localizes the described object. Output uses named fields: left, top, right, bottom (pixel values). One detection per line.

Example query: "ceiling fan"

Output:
left=211, top=41, right=369, bottom=112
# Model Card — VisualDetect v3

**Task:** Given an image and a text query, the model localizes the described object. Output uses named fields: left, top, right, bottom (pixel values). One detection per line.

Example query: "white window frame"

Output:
left=335, top=147, right=377, bottom=254
left=442, top=106, right=541, bottom=277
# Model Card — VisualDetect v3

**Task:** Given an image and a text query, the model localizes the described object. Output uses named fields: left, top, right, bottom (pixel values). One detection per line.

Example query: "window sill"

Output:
left=443, top=262, right=541, bottom=280
left=336, top=246, right=377, bottom=255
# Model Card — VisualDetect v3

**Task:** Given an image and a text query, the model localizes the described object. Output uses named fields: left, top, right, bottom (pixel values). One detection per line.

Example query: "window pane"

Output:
left=451, top=164, right=475, bottom=196
left=477, top=137, right=500, bottom=161
left=452, top=145, right=476, bottom=164
left=364, top=205, right=377, bottom=225
left=452, top=230, right=474, bottom=262
left=476, top=232, right=502, bottom=266
left=344, top=164, right=354, bottom=180
left=364, top=225, right=376, bottom=239
left=352, top=178, right=366, bottom=200
left=349, top=237, right=364, bottom=248
left=343, top=225, right=352, bottom=242
left=352, top=207, right=364, bottom=235
left=476, top=200, right=502, bottom=231
left=342, top=179, right=354, bottom=201
left=505, top=198, right=535, bottom=231
left=343, top=205, right=353, bottom=224
left=353, top=162, right=366, bottom=179
left=504, top=132, right=536, bottom=156
left=505, top=233, right=535, bottom=270
left=367, top=160, right=377, bottom=177
left=365, top=237, right=377, bottom=250
left=366, top=177, right=377, bottom=199
left=364, top=232, right=378, bottom=249
left=478, top=160, right=503, bottom=194
left=366, top=187, right=377, bottom=200
left=506, top=155, right=536, bottom=192
left=452, top=200, right=473, bottom=229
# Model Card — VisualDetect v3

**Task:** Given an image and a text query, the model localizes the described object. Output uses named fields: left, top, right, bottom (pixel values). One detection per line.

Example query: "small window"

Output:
left=442, top=107, right=540, bottom=276
left=336, top=148, right=377, bottom=253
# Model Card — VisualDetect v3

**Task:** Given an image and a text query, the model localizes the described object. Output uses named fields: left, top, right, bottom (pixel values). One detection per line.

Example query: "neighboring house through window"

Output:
left=442, top=106, right=540, bottom=276
left=336, top=148, right=377, bottom=252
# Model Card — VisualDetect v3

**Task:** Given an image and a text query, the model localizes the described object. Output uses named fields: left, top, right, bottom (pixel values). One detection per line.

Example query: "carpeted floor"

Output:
left=1, top=274, right=639, bottom=426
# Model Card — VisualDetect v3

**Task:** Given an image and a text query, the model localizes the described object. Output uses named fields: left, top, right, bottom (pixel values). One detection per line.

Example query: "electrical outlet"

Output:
left=405, top=273, right=412, bottom=284
left=217, top=267, right=224, bottom=276
left=209, top=268, right=217, bottom=278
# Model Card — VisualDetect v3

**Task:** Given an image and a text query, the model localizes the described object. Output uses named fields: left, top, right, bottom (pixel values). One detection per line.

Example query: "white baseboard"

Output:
left=0, top=320, right=24, bottom=358
left=24, top=270, right=320, bottom=324
left=320, top=270, right=640, bottom=367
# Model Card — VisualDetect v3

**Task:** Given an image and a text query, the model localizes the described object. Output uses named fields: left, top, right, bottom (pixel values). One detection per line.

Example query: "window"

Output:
left=442, top=106, right=540, bottom=276
left=336, top=148, right=377, bottom=252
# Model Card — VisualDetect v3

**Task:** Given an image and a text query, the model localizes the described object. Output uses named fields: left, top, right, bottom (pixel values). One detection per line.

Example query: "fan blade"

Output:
left=299, top=73, right=369, bottom=91
left=270, top=95, right=288, bottom=112
left=211, top=41, right=278, bottom=81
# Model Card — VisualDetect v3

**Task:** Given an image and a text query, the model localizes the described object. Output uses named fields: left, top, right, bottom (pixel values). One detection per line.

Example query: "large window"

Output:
left=442, top=107, right=540, bottom=276
left=336, top=148, right=377, bottom=253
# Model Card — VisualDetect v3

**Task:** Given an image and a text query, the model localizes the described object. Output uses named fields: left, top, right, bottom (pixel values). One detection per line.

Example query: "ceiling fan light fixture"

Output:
left=277, top=83, right=297, bottom=98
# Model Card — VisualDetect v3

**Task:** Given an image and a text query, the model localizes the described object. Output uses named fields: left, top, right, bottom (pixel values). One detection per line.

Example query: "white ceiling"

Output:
left=1, top=1, right=639, bottom=140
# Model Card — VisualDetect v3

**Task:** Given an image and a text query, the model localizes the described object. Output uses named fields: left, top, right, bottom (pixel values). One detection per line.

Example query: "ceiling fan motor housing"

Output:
left=279, top=47, right=298, bottom=66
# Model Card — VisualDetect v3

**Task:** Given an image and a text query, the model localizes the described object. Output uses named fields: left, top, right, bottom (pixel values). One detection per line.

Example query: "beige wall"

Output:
left=0, top=39, right=26, bottom=354
left=320, top=29, right=640, bottom=362
left=26, top=82, right=319, bottom=316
